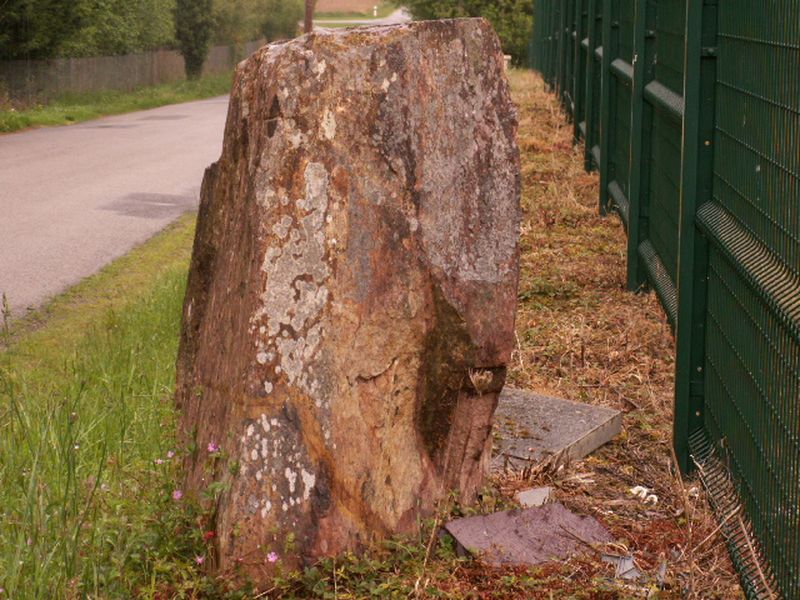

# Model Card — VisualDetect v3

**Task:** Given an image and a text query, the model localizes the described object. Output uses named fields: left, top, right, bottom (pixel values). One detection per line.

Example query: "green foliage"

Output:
left=0, top=0, right=84, bottom=59
left=58, top=0, right=176, bottom=58
left=212, top=0, right=261, bottom=47
left=0, top=0, right=176, bottom=60
left=404, top=0, right=534, bottom=64
left=175, top=0, right=214, bottom=78
left=261, top=0, right=304, bottom=42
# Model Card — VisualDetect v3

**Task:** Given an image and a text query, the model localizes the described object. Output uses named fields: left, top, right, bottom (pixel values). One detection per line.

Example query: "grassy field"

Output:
left=0, top=71, right=741, bottom=599
left=0, top=73, right=233, bottom=135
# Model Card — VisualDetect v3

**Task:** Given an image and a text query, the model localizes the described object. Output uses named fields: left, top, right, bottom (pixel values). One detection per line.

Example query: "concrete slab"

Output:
left=517, top=486, right=553, bottom=507
left=443, top=503, right=613, bottom=567
left=492, top=387, right=622, bottom=471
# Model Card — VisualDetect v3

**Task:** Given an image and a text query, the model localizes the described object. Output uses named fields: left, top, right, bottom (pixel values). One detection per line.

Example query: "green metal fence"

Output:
left=530, top=1, right=800, bottom=598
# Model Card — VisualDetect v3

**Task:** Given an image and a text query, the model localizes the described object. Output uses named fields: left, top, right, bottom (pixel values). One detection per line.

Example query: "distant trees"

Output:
left=175, top=0, right=213, bottom=78
left=261, top=0, right=304, bottom=42
left=0, top=0, right=304, bottom=63
left=0, top=0, right=85, bottom=59
left=212, top=0, right=262, bottom=48
left=403, top=0, right=533, bottom=64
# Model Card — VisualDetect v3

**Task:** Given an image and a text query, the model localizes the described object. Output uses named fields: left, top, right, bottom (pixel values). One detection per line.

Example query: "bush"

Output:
left=260, top=0, right=304, bottom=42
left=403, top=0, right=533, bottom=65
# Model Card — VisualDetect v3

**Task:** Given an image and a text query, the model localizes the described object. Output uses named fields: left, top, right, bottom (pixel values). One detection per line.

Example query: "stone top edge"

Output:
left=252, top=17, right=495, bottom=56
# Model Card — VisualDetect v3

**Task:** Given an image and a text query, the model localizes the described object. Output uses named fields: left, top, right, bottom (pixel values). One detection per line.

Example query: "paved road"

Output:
left=0, top=96, right=229, bottom=318
left=314, top=7, right=412, bottom=27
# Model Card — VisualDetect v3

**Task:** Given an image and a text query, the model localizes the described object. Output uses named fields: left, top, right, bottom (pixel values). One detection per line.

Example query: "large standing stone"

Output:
left=175, top=18, right=520, bottom=581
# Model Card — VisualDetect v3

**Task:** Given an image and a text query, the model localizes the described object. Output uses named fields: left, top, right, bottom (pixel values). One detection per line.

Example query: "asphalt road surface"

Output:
left=0, top=96, right=229, bottom=319
left=314, top=7, right=412, bottom=27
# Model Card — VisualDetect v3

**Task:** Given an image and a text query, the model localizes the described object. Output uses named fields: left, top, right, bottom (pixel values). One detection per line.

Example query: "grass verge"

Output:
left=0, top=73, right=232, bottom=135
left=0, top=214, right=218, bottom=599
left=0, top=71, right=743, bottom=598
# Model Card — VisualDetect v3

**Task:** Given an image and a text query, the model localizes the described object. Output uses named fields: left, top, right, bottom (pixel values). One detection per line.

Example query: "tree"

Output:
left=0, top=0, right=85, bottom=60
left=175, top=0, right=213, bottom=79
left=212, top=0, right=260, bottom=47
left=403, top=0, right=533, bottom=65
left=0, top=0, right=176, bottom=60
left=260, top=0, right=303, bottom=42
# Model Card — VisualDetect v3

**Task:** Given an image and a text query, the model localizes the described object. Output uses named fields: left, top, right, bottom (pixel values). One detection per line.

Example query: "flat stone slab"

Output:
left=492, top=387, right=622, bottom=471
left=517, top=486, right=553, bottom=507
left=443, top=502, right=612, bottom=566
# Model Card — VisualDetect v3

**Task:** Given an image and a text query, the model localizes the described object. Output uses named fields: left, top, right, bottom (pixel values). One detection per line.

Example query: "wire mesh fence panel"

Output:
left=694, top=1, right=800, bottom=597
left=639, top=0, right=686, bottom=326
left=599, top=0, right=637, bottom=223
left=585, top=0, right=604, bottom=170
left=529, top=0, right=800, bottom=597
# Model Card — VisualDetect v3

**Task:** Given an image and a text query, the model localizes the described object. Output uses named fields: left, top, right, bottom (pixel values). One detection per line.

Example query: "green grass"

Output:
left=0, top=72, right=233, bottom=135
left=0, top=214, right=220, bottom=599
left=0, top=209, right=532, bottom=599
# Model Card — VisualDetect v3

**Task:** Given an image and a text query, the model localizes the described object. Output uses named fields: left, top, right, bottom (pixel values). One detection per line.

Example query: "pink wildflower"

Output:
left=207, top=441, right=220, bottom=453
left=195, top=555, right=205, bottom=565
left=154, top=458, right=164, bottom=465
left=172, top=489, right=183, bottom=501
left=267, top=551, right=279, bottom=563
left=166, top=450, right=175, bottom=459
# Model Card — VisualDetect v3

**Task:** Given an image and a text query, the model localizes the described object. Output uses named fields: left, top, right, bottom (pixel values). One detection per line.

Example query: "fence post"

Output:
left=673, top=0, right=718, bottom=474
left=583, top=0, right=599, bottom=171
left=558, top=0, right=568, bottom=98
left=625, top=0, right=656, bottom=291
left=597, top=0, right=615, bottom=214
left=572, top=0, right=587, bottom=143
left=565, top=0, right=576, bottom=117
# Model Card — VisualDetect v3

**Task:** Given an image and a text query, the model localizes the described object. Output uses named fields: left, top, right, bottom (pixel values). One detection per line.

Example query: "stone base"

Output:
left=492, top=387, right=622, bottom=471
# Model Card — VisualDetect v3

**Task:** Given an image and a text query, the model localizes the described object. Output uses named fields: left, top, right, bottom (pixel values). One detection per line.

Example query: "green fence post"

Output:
left=583, top=0, right=599, bottom=171
left=548, top=0, right=557, bottom=87
left=673, top=0, right=718, bottom=474
left=572, top=0, right=588, bottom=143
left=597, top=0, right=615, bottom=214
left=566, top=0, right=577, bottom=117
left=625, top=0, right=655, bottom=291
left=557, top=0, right=566, bottom=96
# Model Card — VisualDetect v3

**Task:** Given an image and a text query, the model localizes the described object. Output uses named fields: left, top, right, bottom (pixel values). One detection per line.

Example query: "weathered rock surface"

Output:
left=175, top=18, right=520, bottom=581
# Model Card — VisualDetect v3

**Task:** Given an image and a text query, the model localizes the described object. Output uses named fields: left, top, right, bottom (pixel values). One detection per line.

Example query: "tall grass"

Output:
left=0, top=227, right=208, bottom=597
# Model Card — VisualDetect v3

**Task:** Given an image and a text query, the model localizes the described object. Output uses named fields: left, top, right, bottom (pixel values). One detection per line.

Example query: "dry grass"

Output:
left=503, top=69, right=743, bottom=598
